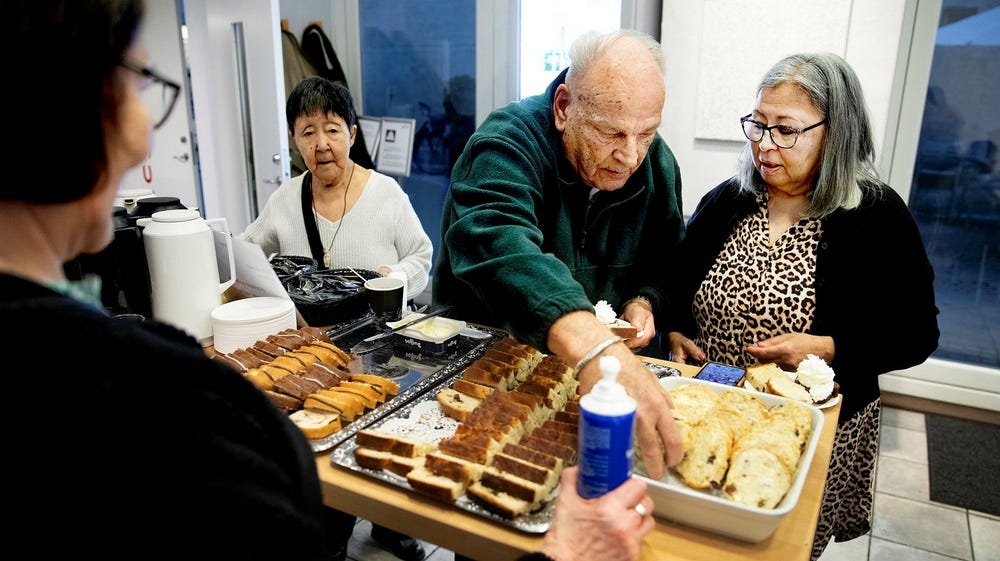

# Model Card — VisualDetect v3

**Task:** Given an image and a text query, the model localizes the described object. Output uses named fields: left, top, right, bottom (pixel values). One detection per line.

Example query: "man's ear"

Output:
left=553, top=84, right=571, bottom=132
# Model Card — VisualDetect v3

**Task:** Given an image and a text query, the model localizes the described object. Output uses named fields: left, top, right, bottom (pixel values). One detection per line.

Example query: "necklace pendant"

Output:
left=323, top=251, right=332, bottom=268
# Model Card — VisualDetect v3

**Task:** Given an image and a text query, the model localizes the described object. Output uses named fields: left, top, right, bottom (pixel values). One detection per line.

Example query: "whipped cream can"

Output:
left=578, top=355, right=637, bottom=498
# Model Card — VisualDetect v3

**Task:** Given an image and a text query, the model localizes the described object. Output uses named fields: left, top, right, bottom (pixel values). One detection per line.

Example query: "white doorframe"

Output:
left=182, top=0, right=288, bottom=234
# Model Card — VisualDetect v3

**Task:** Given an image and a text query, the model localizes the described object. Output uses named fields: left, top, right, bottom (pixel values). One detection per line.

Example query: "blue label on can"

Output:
left=577, top=408, right=635, bottom=499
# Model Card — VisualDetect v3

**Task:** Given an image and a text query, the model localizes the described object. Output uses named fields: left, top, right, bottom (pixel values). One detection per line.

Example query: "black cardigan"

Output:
left=665, top=179, right=940, bottom=420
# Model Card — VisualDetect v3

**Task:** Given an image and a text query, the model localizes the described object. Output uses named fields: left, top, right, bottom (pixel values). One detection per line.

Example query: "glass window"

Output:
left=358, top=0, right=623, bottom=282
left=908, top=0, right=1000, bottom=368
left=358, top=0, right=477, bottom=267
left=519, top=0, right=621, bottom=98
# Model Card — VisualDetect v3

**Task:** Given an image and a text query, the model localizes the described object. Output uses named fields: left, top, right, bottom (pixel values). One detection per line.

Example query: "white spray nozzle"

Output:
left=599, top=355, right=621, bottom=383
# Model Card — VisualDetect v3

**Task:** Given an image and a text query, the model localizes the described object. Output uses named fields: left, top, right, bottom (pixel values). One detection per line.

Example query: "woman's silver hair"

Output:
left=565, top=29, right=664, bottom=87
left=736, top=52, right=881, bottom=217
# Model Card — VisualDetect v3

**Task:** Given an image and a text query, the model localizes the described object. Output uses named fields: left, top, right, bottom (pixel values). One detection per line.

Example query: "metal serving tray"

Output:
left=328, top=356, right=682, bottom=533
left=307, top=316, right=507, bottom=452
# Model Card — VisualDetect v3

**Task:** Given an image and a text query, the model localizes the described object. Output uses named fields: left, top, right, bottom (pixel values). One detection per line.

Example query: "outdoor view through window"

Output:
left=909, top=0, right=1000, bottom=368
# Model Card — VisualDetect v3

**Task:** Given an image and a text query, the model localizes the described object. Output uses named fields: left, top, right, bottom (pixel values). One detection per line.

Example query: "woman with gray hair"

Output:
left=664, top=52, right=939, bottom=559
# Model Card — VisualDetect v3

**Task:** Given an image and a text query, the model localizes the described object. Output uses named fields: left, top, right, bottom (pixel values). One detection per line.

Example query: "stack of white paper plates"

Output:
left=211, top=296, right=297, bottom=354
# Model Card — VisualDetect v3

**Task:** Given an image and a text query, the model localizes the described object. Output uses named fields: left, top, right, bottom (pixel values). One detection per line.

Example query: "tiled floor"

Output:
left=338, top=405, right=1000, bottom=561
left=818, top=407, right=999, bottom=561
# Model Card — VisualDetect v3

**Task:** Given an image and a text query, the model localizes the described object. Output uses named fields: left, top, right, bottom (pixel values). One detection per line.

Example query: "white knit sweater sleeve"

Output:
left=238, top=173, right=315, bottom=260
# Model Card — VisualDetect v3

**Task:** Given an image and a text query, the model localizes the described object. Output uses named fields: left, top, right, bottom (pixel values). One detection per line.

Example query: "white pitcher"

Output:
left=142, top=209, right=235, bottom=345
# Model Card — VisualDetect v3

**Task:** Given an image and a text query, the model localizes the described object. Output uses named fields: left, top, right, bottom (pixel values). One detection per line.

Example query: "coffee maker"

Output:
left=64, top=206, right=154, bottom=317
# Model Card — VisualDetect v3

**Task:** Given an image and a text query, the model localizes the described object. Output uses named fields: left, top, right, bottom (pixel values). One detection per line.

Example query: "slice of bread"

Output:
left=309, top=340, right=352, bottom=366
left=723, top=448, right=792, bottom=509
left=769, top=401, right=813, bottom=447
left=406, top=467, right=467, bottom=501
left=263, top=390, right=303, bottom=412
left=307, top=389, right=365, bottom=421
left=272, top=374, right=325, bottom=401
left=667, top=383, right=720, bottom=425
left=479, top=466, right=548, bottom=504
left=519, top=435, right=576, bottom=464
left=339, top=381, right=387, bottom=404
left=354, top=428, right=435, bottom=458
left=260, top=363, right=295, bottom=383
left=605, top=317, right=639, bottom=338
left=744, top=362, right=784, bottom=392
left=297, top=345, right=344, bottom=368
left=386, top=455, right=425, bottom=477
left=500, top=443, right=563, bottom=472
left=717, top=389, right=768, bottom=429
left=483, top=348, right=531, bottom=376
left=490, top=453, right=559, bottom=488
left=765, top=373, right=813, bottom=404
left=354, top=446, right=425, bottom=476
left=437, top=433, right=496, bottom=465
left=289, top=409, right=342, bottom=439
left=466, top=482, right=535, bottom=519
left=297, top=364, right=342, bottom=389
left=350, top=374, right=400, bottom=396
left=354, top=448, right=394, bottom=471
left=673, top=416, right=734, bottom=490
left=461, top=365, right=510, bottom=390
left=436, top=388, right=482, bottom=422
left=453, top=378, right=495, bottom=400
left=244, top=368, right=275, bottom=392
left=285, top=351, right=320, bottom=369
left=735, top=416, right=802, bottom=474
left=424, top=451, right=485, bottom=484
left=331, top=383, right=381, bottom=409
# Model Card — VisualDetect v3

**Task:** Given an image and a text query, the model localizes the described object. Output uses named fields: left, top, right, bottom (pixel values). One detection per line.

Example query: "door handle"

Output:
left=173, top=153, right=189, bottom=162
left=264, top=176, right=282, bottom=184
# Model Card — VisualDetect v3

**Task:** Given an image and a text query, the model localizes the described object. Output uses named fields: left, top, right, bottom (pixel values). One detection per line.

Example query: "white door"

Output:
left=120, top=0, right=200, bottom=210
left=182, top=0, right=289, bottom=234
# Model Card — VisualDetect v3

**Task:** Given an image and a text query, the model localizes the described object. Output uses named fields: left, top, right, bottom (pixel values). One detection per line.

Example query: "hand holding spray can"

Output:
left=577, top=355, right=637, bottom=498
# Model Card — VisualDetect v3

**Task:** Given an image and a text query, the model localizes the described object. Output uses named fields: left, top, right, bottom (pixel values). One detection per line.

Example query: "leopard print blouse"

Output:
left=692, top=192, right=823, bottom=367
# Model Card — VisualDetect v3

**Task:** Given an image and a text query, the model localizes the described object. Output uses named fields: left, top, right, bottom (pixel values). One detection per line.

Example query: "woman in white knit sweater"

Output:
left=242, top=76, right=431, bottom=561
left=241, top=76, right=433, bottom=301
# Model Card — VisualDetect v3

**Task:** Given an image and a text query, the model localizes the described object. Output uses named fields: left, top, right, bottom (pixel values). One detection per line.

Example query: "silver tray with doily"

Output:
left=329, top=383, right=558, bottom=534
left=328, top=358, right=680, bottom=532
left=308, top=320, right=508, bottom=452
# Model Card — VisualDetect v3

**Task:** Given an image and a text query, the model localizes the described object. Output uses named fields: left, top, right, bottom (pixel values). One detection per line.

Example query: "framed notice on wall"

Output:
left=375, top=117, right=416, bottom=177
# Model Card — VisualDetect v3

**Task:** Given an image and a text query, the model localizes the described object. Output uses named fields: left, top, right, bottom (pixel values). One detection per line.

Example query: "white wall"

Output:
left=659, top=0, right=908, bottom=216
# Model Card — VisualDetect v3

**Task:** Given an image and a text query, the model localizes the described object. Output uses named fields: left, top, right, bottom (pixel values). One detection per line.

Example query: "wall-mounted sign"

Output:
left=375, top=117, right=416, bottom=177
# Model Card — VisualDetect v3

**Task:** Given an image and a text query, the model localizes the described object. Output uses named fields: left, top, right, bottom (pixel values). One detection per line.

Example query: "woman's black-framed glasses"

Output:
left=120, top=59, right=181, bottom=129
left=740, top=114, right=826, bottom=149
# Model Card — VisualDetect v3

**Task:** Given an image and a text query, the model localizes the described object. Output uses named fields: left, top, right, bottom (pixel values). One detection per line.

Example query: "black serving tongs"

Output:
left=350, top=305, right=454, bottom=354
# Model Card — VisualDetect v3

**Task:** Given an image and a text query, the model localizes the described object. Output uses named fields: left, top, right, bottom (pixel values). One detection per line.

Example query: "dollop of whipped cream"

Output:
left=593, top=300, right=618, bottom=324
left=796, top=354, right=836, bottom=402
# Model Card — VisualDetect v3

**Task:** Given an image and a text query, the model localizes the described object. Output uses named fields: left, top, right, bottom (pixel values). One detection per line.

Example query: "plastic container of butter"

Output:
left=387, top=313, right=466, bottom=356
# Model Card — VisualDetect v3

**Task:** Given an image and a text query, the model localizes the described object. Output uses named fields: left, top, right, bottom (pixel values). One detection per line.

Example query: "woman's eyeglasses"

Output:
left=120, top=59, right=181, bottom=129
left=740, top=114, right=826, bottom=149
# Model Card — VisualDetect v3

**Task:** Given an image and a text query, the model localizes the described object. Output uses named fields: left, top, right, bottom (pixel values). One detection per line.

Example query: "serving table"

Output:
left=315, top=356, right=841, bottom=561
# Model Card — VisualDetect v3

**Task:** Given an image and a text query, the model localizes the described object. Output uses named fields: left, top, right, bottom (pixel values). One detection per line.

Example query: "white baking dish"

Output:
left=635, top=376, right=824, bottom=543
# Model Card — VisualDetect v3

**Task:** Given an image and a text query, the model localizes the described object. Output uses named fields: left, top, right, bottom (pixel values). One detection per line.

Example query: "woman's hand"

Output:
left=621, top=300, right=656, bottom=351
left=541, top=467, right=655, bottom=561
left=745, top=333, right=835, bottom=370
left=665, top=331, right=705, bottom=365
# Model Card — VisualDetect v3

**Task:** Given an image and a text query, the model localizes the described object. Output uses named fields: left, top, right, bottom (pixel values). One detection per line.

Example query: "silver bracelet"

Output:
left=624, top=296, right=653, bottom=311
left=574, top=335, right=625, bottom=373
